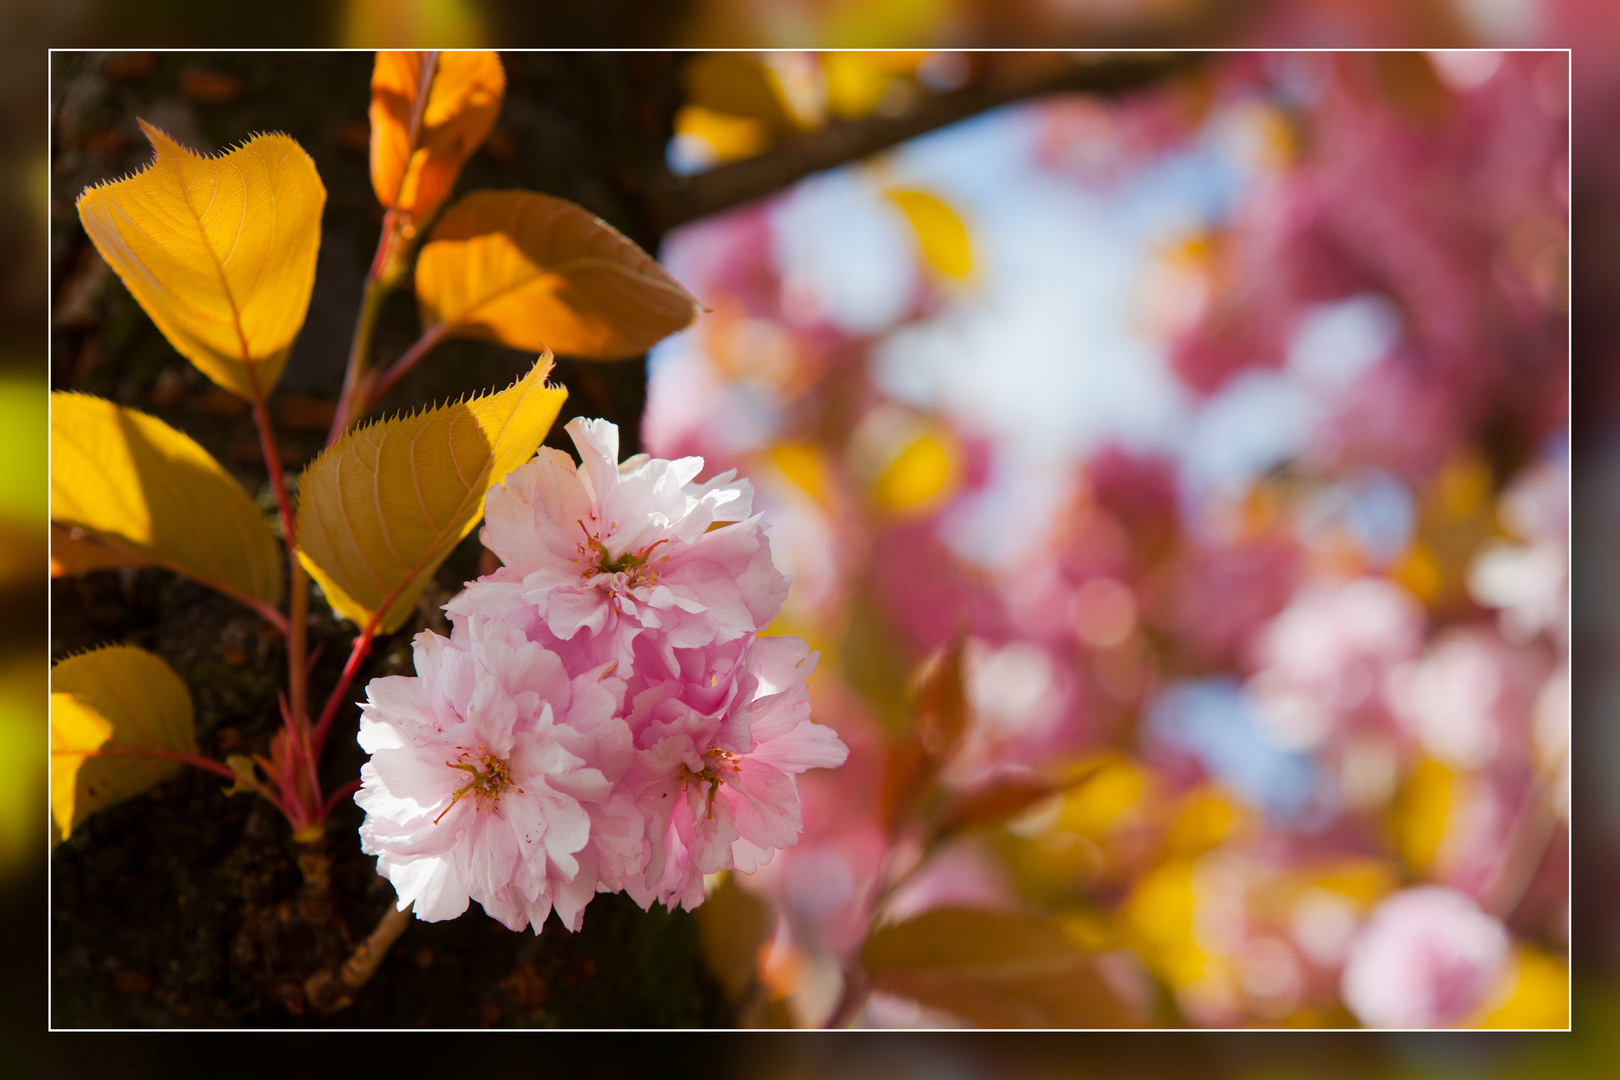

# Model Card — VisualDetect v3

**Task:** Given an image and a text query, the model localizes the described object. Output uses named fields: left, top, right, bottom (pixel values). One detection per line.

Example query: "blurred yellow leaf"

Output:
left=1393, top=756, right=1454, bottom=872
left=76, top=121, right=324, bottom=401
left=674, top=105, right=772, bottom=165
left=680, top=53, right=800, bottom=134
left=50, top=392, right=283, bottom=610
left=1058, top=755, right=1146, bottom=838
left=344, top=0, right=486, bottom=49
left=823, top=52, right=902, bottom=120
left=1122, top=858, right=1211, bottom=989
left=296, top=353, right=565, bottom=634
left=1477, top=945, right=1569, bottom=1028
left=51, top=645, right=195, bottom=841
left=371, top=50, right=504, bottom=222
left=886, top=188, right=972, bottom=279
left=768, top=442, right=831, bottom=505
left=416, top=190, right=700, bottom=359
left=861, top=906, right=1133, bottom=1027
left=1162, top=782, right=1243, bottom=856
left=1392, top=540, right=1444, bottom=604
left=872, top=428, right=961, bottom=515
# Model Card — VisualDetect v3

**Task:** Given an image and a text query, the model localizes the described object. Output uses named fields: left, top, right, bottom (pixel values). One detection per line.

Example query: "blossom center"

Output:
left=574, top=519, right=669, bottom=591
left=435, top=751, right=518, bottom=824
left=680, top=746, right=743, bottom=818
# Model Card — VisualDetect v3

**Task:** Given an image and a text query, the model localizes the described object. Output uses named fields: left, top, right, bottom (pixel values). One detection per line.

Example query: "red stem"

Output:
left=55, top=745, right=237, bottom=781
left=313, top=625, right=378, bottom=758
left=362, top=321, right=451, bottom=409
left=321, top=778, right=364, bottom=819
left=243, top=363, right=324, bottom=828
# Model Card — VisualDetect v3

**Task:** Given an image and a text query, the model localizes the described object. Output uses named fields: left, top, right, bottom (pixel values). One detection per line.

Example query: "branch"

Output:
left=304, top=903, right=414, bottom=1013
left=651, top=52, right=1211, bottom=230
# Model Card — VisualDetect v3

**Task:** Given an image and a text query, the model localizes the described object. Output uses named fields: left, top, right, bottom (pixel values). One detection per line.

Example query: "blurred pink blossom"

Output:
left=1340, top=886, right=1510, bottom=1028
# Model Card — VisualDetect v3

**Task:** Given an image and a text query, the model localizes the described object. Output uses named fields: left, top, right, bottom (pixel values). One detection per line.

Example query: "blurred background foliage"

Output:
left=8, top=0, right=1611, bottom=1062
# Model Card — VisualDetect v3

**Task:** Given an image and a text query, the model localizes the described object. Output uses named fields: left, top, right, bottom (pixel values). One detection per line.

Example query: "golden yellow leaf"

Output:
left=50, top=392, right=283, bottom=610
left=371, top=50, right=504, bottom=222
left=296, top=353, right=566, bottom=634
left=76, top=121, right=325, bottom=400
left=886, top=188, right=973, bottom=279
left=51, top=645, right=196, bottom=841
left=861, top=906, right=1134, bottom=1027
left=679, top=53, right=802, bottom=134
left=673, top=105, right=772, bottom=166
left=416, top=190, right=700, bottom=359
left=872, top=428, right=961, bottom=515
left=1476, top=945, right=1569, bottom=1028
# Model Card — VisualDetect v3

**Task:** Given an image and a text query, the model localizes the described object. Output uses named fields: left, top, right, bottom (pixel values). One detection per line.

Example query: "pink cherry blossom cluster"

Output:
left=354, top=417, right=848, bottom=933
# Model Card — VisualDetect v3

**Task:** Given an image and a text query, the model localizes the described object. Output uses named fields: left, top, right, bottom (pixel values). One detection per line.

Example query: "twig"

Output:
left=362, top=320, right=451, bottom=410
left=313, top=625, right=377, bottom=758
left=304, top=903, right=414, bottom=1013
left=328, top=50, right=441, bottom=446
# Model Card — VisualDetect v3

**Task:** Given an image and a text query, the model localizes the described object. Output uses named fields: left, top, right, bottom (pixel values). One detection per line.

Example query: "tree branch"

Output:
left=651, top=52, right=1211, bottom=230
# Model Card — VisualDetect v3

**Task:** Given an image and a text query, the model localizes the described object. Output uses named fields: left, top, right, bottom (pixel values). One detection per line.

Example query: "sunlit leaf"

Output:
left=416, top=190, right=700, bottom=359
left=371, top=50, right=504, bottom=222
left=51, top=645, right=196, bottom=841
left=50, top=392, right=283, bottom=609
left=886, top=188, right=972, bottom=278
left=76, top=121, right=325, bottom=400
left=296, top=353, right=565, bottom=634
left=861, top=906, right=1133, bottom=1027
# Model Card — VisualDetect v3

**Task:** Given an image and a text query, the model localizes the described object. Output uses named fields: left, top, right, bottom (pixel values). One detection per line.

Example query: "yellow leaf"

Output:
left=76, top=121, right=325, bottom=400
left=416, top=190, right=700, bottom=359
left=296, top=353, right=566, bottom=634
left=861, top=906, right=1133, bottom=1027
left=674, top=105, right=772, bottom=166
left=872, top=428, right=961, bottom=515
left=371, top=50, right=504, bottom=222
left=50, top=392, right=283, bottom=610
left=51, top=645, right=196, bottom=841
left=679, top=53, right=801, bottom=134
left=886, top=188, right=972, bottom=279
left=1476, top=945, right=1569, bottom=1029
left=823, top=52, right=902, bottom=120
left=1393, top=756, right=1454, bottom=872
